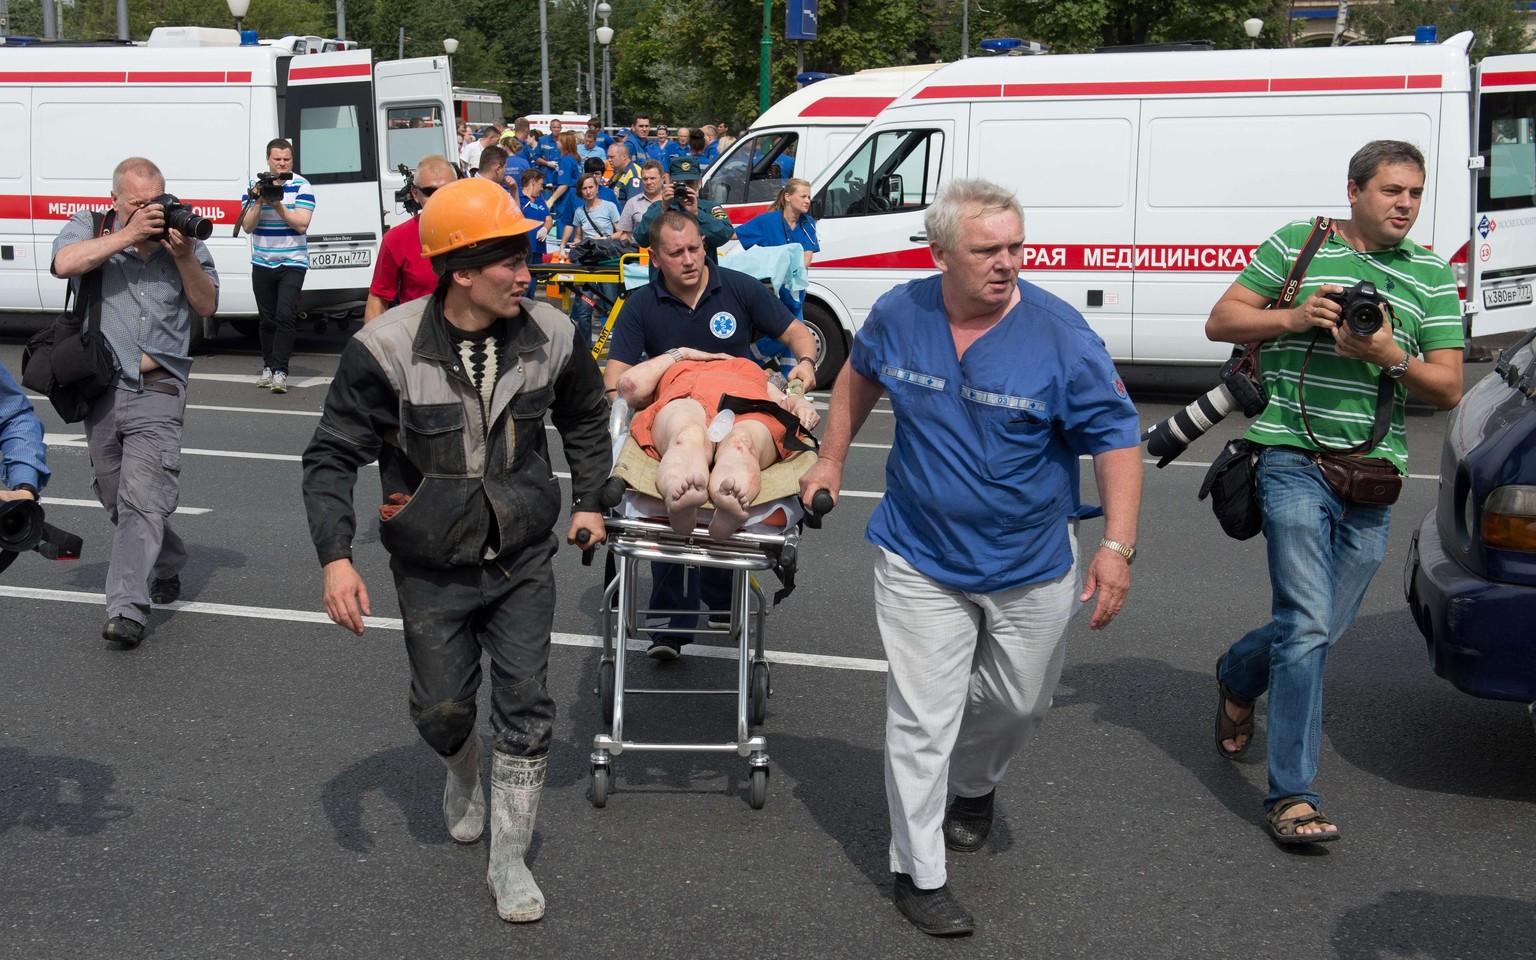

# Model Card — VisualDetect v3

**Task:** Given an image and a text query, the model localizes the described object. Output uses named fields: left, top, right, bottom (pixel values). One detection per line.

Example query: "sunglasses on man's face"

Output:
left=416, top=185, right=442, bottom=198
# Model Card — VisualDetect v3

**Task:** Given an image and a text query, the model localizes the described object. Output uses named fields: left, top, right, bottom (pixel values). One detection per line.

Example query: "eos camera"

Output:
left=673, top=182, right=694, bottom=204
left=150, top=193, right=214, bottom=241
left=1322, top=280, right=1390, bottom=337
left=1142, top=353, right=1268, bottom=468
left=255, top=171, right=289, bottom=203
left=0, top=498, right=82, bottom=576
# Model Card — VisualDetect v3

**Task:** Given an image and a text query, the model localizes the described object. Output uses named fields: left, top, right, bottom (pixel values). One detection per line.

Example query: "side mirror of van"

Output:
left=880, top=174, right=903, bottom=207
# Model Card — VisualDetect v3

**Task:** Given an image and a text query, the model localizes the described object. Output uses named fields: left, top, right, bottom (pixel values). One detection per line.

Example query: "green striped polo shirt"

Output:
left=1236, top=219, right=1463, bottom=475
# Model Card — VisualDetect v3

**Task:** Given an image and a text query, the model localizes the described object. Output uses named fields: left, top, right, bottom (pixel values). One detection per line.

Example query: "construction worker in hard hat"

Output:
left=300, top=176, right=610, bottom=923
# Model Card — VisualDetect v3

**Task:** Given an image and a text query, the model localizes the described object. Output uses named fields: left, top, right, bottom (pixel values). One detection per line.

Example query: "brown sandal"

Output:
left=1214, top=656, right=1255, bottom=760
left=1266, top=797, right=1341, bottom=845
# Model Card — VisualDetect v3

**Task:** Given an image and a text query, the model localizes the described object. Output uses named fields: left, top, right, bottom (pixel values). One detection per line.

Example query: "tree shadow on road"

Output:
left=1333, top=890, right=1536, bottom=960
left=0, top=747, right=132, bottom=836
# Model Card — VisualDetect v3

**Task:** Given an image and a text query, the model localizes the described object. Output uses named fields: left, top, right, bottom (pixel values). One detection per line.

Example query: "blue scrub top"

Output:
left=553, top=154, right=583, bottom=225
left=519, top=193, right=550, bottom=262
left=850, top=276, right=1140, bottom=593
left=733, top=209, right=819, bottom=254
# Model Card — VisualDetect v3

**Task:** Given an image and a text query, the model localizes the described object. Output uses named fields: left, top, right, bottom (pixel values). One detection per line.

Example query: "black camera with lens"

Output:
left=255, top=171, right=289, bottom=203
left=150, top=194, right=214, bottom=241
left=1322, top=280, right=1390, bottom=337
left=0, top=498, right=82, bottom=576
left=674, top=183, right=693, bottom=204
left=1142, top=353, right=1269, bottom=468
left=395, top=164, right=421, bottom=216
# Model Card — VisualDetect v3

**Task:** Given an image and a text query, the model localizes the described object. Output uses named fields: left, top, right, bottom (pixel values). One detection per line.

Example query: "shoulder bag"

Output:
left=21, top=212, right=121, bottom=423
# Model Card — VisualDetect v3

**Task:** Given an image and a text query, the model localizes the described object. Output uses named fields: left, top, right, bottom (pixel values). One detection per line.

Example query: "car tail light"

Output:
left=1481, top=485, right=1536, bottom=551
left=1448, top=241, right=1468, bottom=302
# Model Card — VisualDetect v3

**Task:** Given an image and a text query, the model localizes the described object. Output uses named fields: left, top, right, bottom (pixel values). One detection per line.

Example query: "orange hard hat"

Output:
left=419, top=177, right=541, bottom=259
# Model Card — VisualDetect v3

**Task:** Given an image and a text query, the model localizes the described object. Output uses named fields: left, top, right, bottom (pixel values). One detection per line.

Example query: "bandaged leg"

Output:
left=652, top=397, right=712, bottom=535
left=707, top=418, right=776, bottom=540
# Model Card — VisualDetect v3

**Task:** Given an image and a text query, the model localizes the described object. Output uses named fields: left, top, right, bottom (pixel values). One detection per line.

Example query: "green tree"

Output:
left=994, top=0, right=1286, bottom=53
left=1348, top=0, right=1532, bottom=58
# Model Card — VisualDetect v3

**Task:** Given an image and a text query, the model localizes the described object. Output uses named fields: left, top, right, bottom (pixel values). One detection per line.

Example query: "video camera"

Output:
left=255, top=171, right=290, bottom=203
left=395, top=164, right=421, bottom=215
left=1142, top=351, right=1268, bottom=468
left=0, top=498, right=82, bottom=576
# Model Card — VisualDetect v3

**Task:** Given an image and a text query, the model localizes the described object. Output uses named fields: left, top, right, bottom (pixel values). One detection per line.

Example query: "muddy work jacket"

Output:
left=302, top=293, right=610, bottom=570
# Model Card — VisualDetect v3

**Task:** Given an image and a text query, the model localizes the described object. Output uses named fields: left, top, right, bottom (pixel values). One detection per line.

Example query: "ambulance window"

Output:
left=1480, top=91, right=1536, bottom=211
left=703, top=131, right=797, bottom=205
left=386, top=104, right=449, bottom=171
left=815, top=129, right=943, bottom=220
left=287, top=83, right=377, bottom=184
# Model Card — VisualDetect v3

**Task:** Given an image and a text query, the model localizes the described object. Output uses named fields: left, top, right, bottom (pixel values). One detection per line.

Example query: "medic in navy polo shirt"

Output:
left=603, top=210, right=819, bottom=659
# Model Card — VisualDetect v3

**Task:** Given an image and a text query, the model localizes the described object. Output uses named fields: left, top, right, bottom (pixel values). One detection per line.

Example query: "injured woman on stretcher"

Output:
left=616, top=350, right=820, bottom=540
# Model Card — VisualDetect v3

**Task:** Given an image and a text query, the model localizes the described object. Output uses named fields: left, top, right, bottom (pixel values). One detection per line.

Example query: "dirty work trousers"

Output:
left=391, top=533, right=559, bottom=759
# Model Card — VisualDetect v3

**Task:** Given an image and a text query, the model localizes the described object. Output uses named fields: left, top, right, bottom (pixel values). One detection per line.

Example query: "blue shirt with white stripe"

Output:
left=247, top=172, right=314, bottom=269
left=850, top=275, right=1140, bottom=593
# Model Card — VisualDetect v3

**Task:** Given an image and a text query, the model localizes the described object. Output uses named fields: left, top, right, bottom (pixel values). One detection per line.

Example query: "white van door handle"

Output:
left=909, top=234, right=928, bottom=243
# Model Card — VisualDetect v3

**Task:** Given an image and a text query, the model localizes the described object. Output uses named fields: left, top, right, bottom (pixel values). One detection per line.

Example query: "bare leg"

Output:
left=707, top=419, right=776, bottom=540
left=651, top=398, right=712, bottom=535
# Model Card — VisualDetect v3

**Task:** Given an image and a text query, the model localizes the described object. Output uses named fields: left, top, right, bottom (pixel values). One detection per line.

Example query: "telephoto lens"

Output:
left=0, top=498, right=45, bottom=553
left=1142, top=355, right=1269, bottom=468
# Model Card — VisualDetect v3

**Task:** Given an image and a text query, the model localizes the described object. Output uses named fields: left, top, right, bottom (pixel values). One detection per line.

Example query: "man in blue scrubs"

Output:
left=800, top=179, right=1143, bottom=938
left=604, top=211, right=819, bottom=659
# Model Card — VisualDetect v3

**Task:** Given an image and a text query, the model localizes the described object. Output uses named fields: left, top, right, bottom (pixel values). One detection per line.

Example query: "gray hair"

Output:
left=923, top=179, right=1023, bottom=253
left=1347, top=140, right=1425, bottom=188
left=112, top=157, right=164, bottom=194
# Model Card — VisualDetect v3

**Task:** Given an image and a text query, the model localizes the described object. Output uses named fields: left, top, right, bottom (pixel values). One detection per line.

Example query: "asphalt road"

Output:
left=2, top=317, right=1533, bottom=960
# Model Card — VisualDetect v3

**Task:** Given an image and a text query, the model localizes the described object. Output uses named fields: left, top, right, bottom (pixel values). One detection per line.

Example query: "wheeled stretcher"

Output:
left=585, top=416, right=831, bottom=810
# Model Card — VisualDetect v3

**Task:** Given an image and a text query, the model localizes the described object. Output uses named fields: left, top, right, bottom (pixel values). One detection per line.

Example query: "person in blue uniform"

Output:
left=604, top=210, right=819, bottom=660
left=732, top=178, right=818, bottom=319
left=585, top=117, right=614, bottom=152
left=518, top=168, right=553, bottom=264
left=550, top=131, right=584, bottom=239
left=799, top=178, right=1143, bottom=939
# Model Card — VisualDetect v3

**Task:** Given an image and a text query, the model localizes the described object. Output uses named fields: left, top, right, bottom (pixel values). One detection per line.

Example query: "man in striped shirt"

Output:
left=239, top=138, right=314, bottom=394
left=1206, top=140, right=1464, bottom=846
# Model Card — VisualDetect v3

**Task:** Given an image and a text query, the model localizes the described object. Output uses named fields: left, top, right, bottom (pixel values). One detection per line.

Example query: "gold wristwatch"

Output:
left=1099, top=538, right=1136, bottom=564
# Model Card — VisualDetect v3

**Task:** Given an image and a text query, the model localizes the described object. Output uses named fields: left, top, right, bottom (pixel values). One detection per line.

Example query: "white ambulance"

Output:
left=796, top=32, right=1536, bottom=381
left=0, top=27, right=457, bottom=346
left=699, top=63, right=943, bottom=225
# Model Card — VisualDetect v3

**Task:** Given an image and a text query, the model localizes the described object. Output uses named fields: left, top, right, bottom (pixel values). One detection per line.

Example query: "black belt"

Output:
left=141, top=371, right=182, bottom=397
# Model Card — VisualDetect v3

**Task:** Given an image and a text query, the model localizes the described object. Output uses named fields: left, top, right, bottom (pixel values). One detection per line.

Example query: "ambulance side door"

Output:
left=971, top=98, right=1139, bottom=363
left=374, top=56, right=456, bottom=228
left=1472, top=54, right=1536, bottom=338
left=0, top=89, right=38, bottom=310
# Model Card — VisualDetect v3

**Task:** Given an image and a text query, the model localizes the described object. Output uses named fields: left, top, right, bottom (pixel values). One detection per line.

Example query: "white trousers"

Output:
left=874, top=533, right=1080, bottom=888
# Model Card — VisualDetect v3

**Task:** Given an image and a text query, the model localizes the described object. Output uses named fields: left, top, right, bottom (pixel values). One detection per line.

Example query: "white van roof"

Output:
left=0, top=41, right=292, bottom=85
left=885, top=34, right=1476, bottom=107
left=750, top=63, right=945, bottom=129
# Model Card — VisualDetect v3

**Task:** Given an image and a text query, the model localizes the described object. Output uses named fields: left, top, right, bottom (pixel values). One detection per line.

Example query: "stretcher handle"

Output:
left=804, top=489, right=835, bottom=529
left=576, top=528, right=596, bottom=566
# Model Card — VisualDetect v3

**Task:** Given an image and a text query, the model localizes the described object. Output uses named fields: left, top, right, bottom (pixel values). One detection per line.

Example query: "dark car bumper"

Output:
left=1406, top=508, right=1536, bottom=703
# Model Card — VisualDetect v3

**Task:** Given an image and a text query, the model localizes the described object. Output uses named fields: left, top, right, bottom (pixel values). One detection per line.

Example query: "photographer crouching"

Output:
left=239, top=138, right=314, bottom=394
left=1203, top=140, right=1463, bottom=845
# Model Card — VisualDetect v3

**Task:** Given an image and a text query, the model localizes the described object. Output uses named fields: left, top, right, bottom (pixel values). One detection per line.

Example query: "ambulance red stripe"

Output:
left=1481, top=71, right=1536, bottom=87
left=288, top=63, right=372, bottom=81
left=0, top=70, right=255, bottom=84
left=816, top=244, right=1260, bottom=272
left=797, top=96, right=897, bottom=118
left=917, top=75, right=1445, bottom=99
left=0, top=195, right=244, bottom=222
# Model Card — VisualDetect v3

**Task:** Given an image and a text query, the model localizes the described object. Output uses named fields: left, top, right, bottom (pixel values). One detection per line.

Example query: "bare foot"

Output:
left=707, top=476, right=751, bottom=539
left=660, top=470, right=709, bottom=535
left=1221, top=697, right=1252, bottom=756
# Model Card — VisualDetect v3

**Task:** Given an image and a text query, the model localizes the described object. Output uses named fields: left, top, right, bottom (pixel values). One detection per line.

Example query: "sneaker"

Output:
left=102, top=616, right=145, bottom=648
left=706, top=613, right=731, bottom=629
left=150, top=575, right=181, bottom=605
left=255, top=367, right=273, bottom=388
left=647, top=638, right=682, bottom=661
left=269, top=372, right=288, bottom=394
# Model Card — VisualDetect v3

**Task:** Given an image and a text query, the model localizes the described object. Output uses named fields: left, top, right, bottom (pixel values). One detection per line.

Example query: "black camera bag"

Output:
left=1199, top=440, right=1262, bottom=540
left=21, top=212, right=120, bottom=424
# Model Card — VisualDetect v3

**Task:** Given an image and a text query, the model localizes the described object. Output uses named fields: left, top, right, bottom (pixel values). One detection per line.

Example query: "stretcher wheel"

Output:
left=598, top=659, right=616, bottom=725
left=748, top=767, right=768, bottom=809
left=749, top=661, right=771, bottom=726
left=591, top=764, right=610, bottom=808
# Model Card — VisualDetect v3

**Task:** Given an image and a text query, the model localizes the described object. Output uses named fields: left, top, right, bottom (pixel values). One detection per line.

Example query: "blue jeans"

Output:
left=1218, top=446, right=1390, bottom=811
left=649, top=562, right=731, bottom=645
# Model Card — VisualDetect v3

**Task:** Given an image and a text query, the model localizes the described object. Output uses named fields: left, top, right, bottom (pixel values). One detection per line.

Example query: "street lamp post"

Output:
left=590, top=2, right=611, bottom=124
left=227, top=0, right=250, bottom=35
left=596, top=15, right=613, bottom=131
left=1244, top=17, right=1264, bottom=49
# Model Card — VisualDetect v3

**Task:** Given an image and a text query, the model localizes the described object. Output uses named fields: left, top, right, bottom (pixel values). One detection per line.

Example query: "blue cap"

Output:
left=668, top=156, right=702, bottom=182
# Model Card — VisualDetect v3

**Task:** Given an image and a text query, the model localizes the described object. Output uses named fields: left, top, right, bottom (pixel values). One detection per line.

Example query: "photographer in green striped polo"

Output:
left=1203, top=140, right=1464, bottom=846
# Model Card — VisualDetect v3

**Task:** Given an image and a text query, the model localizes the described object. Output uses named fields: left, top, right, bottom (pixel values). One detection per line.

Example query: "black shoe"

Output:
left=892, top=873, right=974, bottom=937
left=150, top=575, right=181, bottom=605
left=943, top=789, right=995, bottom=853
left=102, top=616, right=145, bottom=648
left=647, top=638, right=682, bottom=661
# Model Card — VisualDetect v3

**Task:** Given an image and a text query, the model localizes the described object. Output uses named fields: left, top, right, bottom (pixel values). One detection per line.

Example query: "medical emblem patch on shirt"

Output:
left=710, top=312, right=738, bottom=338
left=1113, top=376, right=1127, bottom=399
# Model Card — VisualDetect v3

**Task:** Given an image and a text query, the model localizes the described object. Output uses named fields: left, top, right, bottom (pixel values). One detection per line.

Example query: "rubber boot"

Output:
left=441, top=735, right=486, bottom=843
left=487, top=751, right=546, bottom=922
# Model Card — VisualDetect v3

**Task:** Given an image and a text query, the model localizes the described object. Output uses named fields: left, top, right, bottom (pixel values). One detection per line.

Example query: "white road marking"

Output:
left=43, top=497, right=211, bottom=516
left=189, top=372, right=332, bottom=388
left=0, top=585, right=891, bottom=674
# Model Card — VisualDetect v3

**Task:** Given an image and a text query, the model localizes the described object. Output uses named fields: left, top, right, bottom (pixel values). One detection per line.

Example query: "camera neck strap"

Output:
left=1229, top=216, right=1335, bottom=375
left=65, top=211, right=111, bottom=333
left=1299, top=333, right=1395, bottom=457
